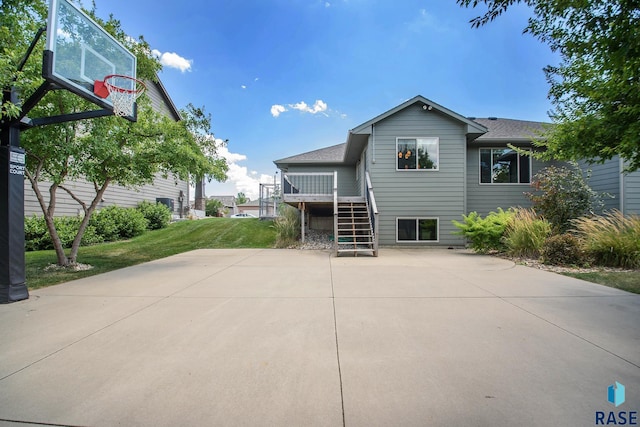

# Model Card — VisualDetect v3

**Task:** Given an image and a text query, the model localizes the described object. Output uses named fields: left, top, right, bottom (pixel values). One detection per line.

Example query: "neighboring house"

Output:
left=238, top=198, right=278, bottom=218
left=208, top=195, right=237, bottom=216
left=24, top=78, right=189, bottom=218
left=237, top=199, right=260, bottom=217
left=274, top=95, right=640, bottom=256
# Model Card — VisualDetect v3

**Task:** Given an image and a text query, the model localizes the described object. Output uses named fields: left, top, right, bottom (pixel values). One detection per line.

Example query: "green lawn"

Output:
left=26, top=218, right=276, bottom=290
left=562, top=271, right=640, bottom=294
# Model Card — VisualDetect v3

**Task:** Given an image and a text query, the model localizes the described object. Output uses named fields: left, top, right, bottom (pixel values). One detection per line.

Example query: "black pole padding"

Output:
left=0, top=145, right=29, bottom=303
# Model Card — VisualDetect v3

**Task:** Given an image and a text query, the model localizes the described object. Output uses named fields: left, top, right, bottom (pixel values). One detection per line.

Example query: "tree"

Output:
left=3, top=2, right=228, bottom=266
left=236, top=192, right=248, bottom=205
left=525, top=163, right=604, bottom=232
left=205, top=199, right=223, bottom=217
left=457, top=0, right=640, bottom=171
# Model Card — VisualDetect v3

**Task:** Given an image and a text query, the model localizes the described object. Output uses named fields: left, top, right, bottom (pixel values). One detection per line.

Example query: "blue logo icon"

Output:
left=608, top=382, right=626, bottom=407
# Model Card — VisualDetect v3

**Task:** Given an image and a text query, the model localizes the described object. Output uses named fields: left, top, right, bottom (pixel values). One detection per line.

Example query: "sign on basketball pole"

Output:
left=0, top=0, right=140, bottom=303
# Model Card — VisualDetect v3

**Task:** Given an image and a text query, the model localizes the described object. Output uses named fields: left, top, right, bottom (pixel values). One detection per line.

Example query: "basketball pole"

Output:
left=0, top=28, right=47, bottom=303
left=0, top=87, right=29, bottom=303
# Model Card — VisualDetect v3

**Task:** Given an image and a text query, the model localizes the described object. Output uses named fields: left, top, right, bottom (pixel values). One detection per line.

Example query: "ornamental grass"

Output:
left=572, top=210, right=640, bottom=269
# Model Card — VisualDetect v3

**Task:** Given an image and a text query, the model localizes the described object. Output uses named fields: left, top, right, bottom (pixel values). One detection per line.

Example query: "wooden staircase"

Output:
left=335, top=199, right=375, bottom=256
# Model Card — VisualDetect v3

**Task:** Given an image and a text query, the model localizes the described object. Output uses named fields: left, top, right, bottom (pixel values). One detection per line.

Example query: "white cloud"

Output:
left=217, top=143, right=247, bottom=164
left=271, top=104, right=287, bottom=117
left=151, top=49, right=193, bottom=73
left=271, top=99, right=334, bottom=117
left=289, top=100, right=328, bottom=115
left=325, top=2, right=331, bottom=7
left=216, top=144, right=274, bottom=200
left=241, top=85, right=247, bottom=89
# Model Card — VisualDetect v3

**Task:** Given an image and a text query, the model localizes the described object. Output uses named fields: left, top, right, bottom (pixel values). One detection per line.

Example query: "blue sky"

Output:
left=89, top=0, right=557, bottom=200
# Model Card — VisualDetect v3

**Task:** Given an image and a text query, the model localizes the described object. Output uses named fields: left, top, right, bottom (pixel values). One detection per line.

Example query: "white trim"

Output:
left=396, top=137, right=440, bottom=171
left=396, top=217, right=440, bottom=243
left=478, top=147, right=532, bottom=185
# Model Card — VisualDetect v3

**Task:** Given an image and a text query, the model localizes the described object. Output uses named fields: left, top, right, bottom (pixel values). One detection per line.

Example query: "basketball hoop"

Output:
left=94, top=74, right=146, bottom=117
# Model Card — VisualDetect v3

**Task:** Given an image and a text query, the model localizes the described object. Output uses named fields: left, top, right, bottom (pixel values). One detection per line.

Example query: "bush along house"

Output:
left=274, top=95, right=640, bottom=256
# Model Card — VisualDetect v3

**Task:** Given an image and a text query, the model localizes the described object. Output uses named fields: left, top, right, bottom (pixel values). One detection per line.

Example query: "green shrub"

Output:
left=452, top=208, right=515, bottom=253
left=273, top=204, right=300, bottom=248
left=90, top=206, right=148, bottom=241
left=24, top=215, right=103, bottom=251
left=24, top=215, right=48, bottom=251
left=206, top=199, right=223, bottom=217
left=541, top=234, right=586, bottom=266
left=526, top=163, right=604, bottom=232
left=503, top=208, right=552, bottom=258
left=573, top=211, right=640, bottom=269
left=137, top=200, right=172, bottom=230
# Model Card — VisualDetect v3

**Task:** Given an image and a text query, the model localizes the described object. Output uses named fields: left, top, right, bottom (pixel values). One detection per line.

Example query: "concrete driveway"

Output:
left=0, top=249, right=638, bottom=426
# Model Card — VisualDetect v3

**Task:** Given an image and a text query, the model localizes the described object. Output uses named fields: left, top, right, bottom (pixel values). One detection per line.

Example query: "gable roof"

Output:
left=351, top=95, right=487, bottom=136
left=473, top=118, right=549, bottom=141
left=274, top=143, right=346, bottom=168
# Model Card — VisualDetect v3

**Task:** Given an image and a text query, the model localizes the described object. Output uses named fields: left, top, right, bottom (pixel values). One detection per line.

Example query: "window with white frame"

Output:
left=480, top=148, right=531, bottom=184
left=397, top=218, right=438, bottom=242
left=397, top=138, right=439, bottom=170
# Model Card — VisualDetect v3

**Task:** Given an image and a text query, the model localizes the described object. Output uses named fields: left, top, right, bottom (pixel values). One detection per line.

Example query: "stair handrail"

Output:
left=365, top=171, right=379, bottom=256
left=333, top=170, right=338, bottom=256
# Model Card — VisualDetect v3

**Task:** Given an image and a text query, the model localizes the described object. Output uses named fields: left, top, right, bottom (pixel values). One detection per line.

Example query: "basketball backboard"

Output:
left=44, top=0, right=138, bottom=119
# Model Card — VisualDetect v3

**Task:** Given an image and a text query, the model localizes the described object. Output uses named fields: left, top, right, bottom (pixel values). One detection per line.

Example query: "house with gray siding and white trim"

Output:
left=274, top=95, right=640, bottom=256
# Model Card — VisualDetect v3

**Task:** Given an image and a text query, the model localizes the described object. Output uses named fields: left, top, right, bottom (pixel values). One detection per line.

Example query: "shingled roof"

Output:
left=473, top=118, right=549, bottom=141
left=274, top=143, right=346, bottom=165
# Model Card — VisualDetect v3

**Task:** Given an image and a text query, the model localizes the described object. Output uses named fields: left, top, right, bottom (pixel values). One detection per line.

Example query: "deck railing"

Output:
left=365, top=171, right=379, bottom=256
left=333, top=171, right=338, bottom=255
left=282, top=172, right=334, bottom=197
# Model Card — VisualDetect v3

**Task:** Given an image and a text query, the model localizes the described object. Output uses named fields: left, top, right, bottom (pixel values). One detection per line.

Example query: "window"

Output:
left=397, top=138, right=439, bottom=170
left=480, top=148, right=531, bottom=184
left=397, top=218, right=438, bottom=242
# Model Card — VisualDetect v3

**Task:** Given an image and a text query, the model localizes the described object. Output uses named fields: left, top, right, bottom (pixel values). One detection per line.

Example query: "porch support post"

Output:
left=299, top=202, right=306, bottom=243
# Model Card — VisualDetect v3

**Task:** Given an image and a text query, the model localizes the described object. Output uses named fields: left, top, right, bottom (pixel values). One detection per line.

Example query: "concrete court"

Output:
left=0, top=248, right=639, bottom=427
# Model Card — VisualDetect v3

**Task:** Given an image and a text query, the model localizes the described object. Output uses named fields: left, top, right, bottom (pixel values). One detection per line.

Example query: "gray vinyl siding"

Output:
left=368, top=104, right=466, bottom=246
left=24, top=175, right=188, bottom=217
left=146, top=81, right=180, bottom=121
left=622, top=168, right=640, bottom=214
left=579, top=158, right=620, bottom=212
left=286, top=164, right=358, bottom=197
left=466, top=145, right=551, bottom=216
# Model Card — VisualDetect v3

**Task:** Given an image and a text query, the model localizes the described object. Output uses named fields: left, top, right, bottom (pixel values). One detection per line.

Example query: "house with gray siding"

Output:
left=274, top=95, right=640, bottom=256
left=24, top=78, right=190, bottom=218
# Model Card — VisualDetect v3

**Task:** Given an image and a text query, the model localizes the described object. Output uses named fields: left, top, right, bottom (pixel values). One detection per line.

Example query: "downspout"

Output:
left=372, top=124, right=376, bottom=164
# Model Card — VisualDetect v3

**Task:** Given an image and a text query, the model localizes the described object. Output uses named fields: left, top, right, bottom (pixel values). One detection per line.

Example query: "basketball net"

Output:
left=102, top=75, right=146, bottom=117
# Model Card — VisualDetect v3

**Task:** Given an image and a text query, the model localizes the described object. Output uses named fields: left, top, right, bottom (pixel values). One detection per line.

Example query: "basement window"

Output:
left=397, top=218, right=439, bottom=242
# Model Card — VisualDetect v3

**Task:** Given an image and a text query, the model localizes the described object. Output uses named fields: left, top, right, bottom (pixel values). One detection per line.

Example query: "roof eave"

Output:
left=350, top=95, right=487, bottom=136
left=149, top=76, right=182, bottom=121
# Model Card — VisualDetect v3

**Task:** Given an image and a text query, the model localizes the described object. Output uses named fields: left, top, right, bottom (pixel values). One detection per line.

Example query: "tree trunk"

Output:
left=26, top=173, right=69, bottom=266
left=67, top=179, right=111, bottom=264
